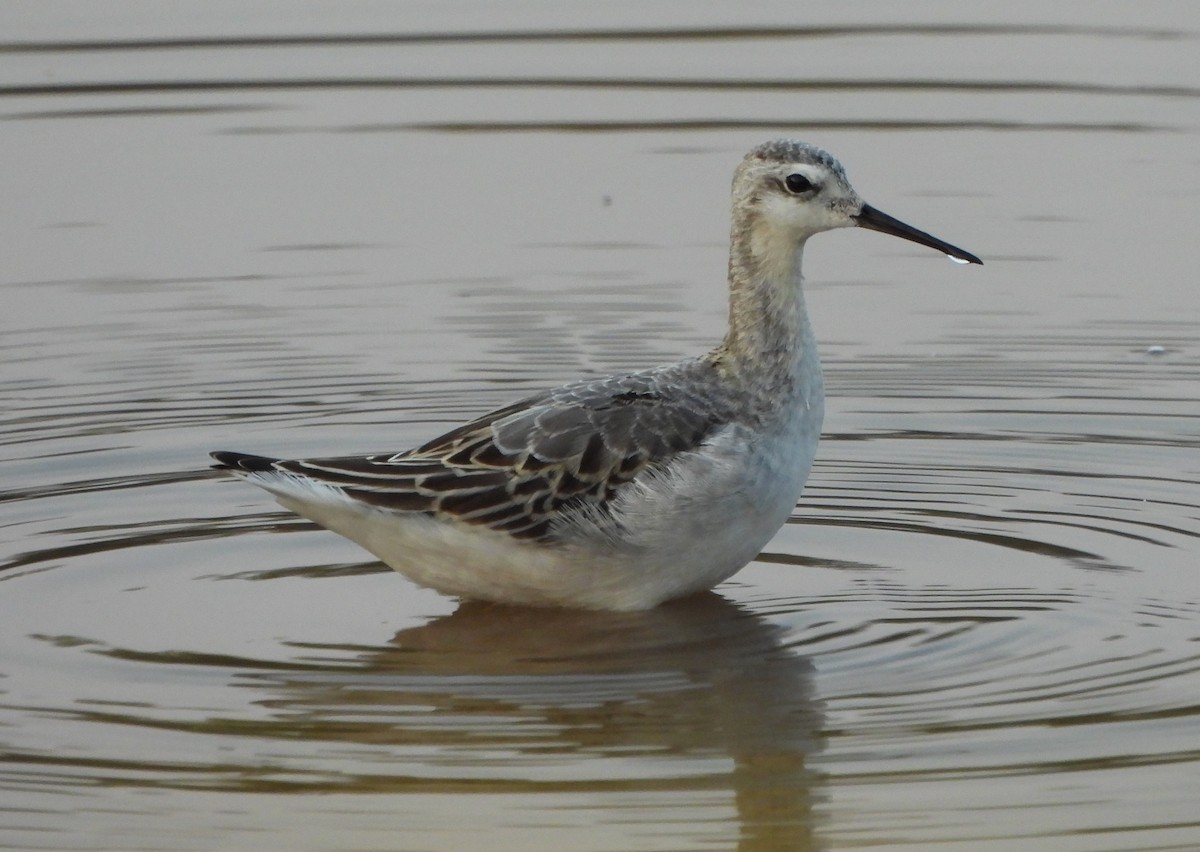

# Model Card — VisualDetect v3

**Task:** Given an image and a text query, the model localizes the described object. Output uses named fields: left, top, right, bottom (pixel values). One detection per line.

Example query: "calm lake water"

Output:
left=3, top=3, right=1198, bottom=850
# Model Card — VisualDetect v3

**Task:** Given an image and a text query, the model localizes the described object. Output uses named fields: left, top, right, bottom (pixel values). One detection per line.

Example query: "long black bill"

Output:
left=854, top=203, right=982, bottom=265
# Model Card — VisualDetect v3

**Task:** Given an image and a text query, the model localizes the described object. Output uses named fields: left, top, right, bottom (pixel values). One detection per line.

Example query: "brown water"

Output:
left=3, top=4, right=1199, bottom=850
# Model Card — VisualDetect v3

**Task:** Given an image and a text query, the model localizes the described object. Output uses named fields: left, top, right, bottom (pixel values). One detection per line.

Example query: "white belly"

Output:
left=566, top=412, right=822, bottom=607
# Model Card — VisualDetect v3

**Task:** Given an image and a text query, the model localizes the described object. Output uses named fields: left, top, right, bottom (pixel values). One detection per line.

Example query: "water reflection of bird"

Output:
left=213, top=141, right=980, bottom=610
left=252, top=593, right=825, bottom=851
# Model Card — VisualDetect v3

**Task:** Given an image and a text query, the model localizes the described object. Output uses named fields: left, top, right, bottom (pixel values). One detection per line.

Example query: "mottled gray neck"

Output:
left=712, top=212, right=818, bottom=398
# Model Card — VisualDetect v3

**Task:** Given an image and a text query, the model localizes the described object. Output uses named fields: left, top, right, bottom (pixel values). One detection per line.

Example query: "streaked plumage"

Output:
left=213, top=140, right=980, bottom=610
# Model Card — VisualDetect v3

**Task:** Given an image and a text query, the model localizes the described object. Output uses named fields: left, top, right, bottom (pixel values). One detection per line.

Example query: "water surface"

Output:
left=3, top=3, right=1198, bottom=850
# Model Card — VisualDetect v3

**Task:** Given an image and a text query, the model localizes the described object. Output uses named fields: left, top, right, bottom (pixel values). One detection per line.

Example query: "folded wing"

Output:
left=215, top=361, right=733, bottom=542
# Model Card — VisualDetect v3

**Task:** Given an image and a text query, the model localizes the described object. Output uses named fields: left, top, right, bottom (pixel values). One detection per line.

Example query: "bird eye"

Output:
left=784, top=173, right=815, bottom=194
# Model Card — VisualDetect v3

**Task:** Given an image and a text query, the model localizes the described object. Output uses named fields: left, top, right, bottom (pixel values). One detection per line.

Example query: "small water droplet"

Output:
left=947, top=255, right=971, bottom=265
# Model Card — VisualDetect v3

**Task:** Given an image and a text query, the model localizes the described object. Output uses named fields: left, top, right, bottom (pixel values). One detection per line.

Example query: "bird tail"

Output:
left=210, top=451, right=281, bottom=473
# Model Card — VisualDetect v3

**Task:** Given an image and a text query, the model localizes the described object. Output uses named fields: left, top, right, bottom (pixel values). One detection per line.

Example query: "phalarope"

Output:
left=212, top=140, right=980, bottom=611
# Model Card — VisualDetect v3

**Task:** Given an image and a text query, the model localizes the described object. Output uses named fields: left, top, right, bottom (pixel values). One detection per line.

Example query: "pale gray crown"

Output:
left=744, top=139, right=848, bottom=183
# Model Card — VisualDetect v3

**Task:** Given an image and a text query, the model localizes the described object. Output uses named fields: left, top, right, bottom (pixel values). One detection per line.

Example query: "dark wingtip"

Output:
left=210, top=451, right=280, bottom=473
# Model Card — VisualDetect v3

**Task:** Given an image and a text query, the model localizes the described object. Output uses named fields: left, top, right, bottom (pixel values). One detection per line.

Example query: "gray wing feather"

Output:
left=275, top=358, right=734, bottom=541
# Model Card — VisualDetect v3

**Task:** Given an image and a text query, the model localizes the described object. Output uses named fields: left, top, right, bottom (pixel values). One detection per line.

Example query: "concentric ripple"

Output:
left=4, top=4, right=1200, bottom=849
